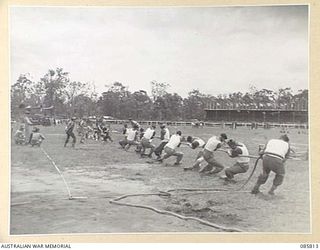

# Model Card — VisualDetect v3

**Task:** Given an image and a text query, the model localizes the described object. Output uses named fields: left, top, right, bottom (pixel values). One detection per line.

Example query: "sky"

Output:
left=10, top=5, right=309, bottom=97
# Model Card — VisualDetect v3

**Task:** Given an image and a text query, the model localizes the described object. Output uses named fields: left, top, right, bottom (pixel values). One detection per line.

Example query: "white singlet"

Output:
left=236, top=142, right=250, bottom=164
left=127, top=128, right=137, bottom=141
left=163, top=128, right=170, bottom=141
left=204, top=136, right=220, bottom=152
left=166, top=134, right=181, bottom=150
left=143, top=128, right=155, bottom=140
left=194, top=138, right=205, bottom=148
left=264, top=139, right=290, bottom=159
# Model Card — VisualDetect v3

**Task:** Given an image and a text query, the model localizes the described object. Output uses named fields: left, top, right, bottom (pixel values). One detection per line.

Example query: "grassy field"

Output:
left=10, top=123, right=310, bottom=234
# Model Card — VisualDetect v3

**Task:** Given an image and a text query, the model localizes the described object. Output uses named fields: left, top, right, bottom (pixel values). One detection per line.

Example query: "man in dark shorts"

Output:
left=199, top=133, right=228, bottom=174
left=251, top=135, right=290, bottom=195
left=223, top=139, right=250, bottom=181
left=30, top=127, right=45, bottom=147
left=154, top=124, right=170, bottom=159
left=140, top=125, right=156, bottom=158
left=64, top=117, right=77, bottom=148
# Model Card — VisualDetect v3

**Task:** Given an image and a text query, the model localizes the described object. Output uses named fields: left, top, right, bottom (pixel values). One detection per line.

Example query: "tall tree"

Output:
left=252, top=88, right=277, bottom=109
left=293, top=89, right=308, bottom=110
left=277, top=87, right=293, bottom=109
left=72, top=94, right=96, bottom=117
left=39, top=68, right=70, bottom=115
left=162, top=93, right=183, bottom=120
left=228, top=92, right=243, bottom=109
left=151, top=81, right=170, bottom=119
left=64, top=81, right=90, bottom=116
left=10, top=74, right=43, bottom=118
left=11, top=74, right=34, bottom=107
left=183, top=89, right=206, bottom=120
left=150, top=81, right=170, bottom=101
left=132, top=90, right=153, bottom=120
left=98, top=82, right=130, bottom=118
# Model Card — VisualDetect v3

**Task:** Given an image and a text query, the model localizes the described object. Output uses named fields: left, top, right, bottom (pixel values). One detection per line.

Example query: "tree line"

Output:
left=11, top=68, right=308, bottom=121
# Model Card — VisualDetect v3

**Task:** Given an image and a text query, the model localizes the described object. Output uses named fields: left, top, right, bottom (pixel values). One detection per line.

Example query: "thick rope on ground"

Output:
left=108, top=155, right=263, bottom=232
left=211, top=150, right=263, bottom=191
left=236, top=155, right=262, bottom=191
left=109, top=192, right=242, bottom=232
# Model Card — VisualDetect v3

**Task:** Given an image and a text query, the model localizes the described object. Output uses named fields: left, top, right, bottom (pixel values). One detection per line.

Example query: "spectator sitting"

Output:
left=30, top=127, right=45, bottom=147
left=14, top=125, right=26, bottom=145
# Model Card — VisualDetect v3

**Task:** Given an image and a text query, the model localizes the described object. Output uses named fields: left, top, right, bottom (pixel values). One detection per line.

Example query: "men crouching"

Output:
left=153, top=124, right=170, bottom=160
left=198, top=133, right=228, bottom=174
left=158, top=131, right=183, bottom=165
left=140, top=125, right=156, bottom=158
left=183, top=136, right=206, bottom=171
left=223, top=139, right=250, bottom=181
left=14, top=125, right=26, bottom=145
left=124, top=125, right=139, bottom=151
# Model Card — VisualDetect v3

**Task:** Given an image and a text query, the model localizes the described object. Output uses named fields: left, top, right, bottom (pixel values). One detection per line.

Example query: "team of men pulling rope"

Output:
left=73, top=117, right=291, bottom=195
left=14, top=114, right=294, bottom=196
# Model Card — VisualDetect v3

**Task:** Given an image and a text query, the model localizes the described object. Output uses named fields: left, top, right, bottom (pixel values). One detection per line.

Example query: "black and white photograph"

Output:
left=9, top=5, right=310, bottom=235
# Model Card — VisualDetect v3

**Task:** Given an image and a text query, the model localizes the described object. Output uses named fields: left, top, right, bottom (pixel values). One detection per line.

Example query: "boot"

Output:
left=268, top=185, right=277, bottom=195
left=209, top=168, right=223, bottom=175
left=251, top=183, right=261, bottom=194
left=199, top=164, right=210, bottom=173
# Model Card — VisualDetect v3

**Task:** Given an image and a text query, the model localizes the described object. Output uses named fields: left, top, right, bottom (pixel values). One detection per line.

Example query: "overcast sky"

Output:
left=10, top=5, right=308, bottom=97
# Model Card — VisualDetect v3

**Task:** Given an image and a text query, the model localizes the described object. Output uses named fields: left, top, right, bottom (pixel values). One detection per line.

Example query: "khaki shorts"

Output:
left=226, top=162, right=249, bottom=174
left=127, top=140, right=138, bottom=146
left=164, top=146, right=176, bottom=156
left=141, top=138, right=154, bottom=148
left=262, top=155, right=285, bottom=176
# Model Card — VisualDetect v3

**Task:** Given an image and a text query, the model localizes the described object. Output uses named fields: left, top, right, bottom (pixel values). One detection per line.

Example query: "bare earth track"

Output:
left=10, top=125, right=310, bottom=234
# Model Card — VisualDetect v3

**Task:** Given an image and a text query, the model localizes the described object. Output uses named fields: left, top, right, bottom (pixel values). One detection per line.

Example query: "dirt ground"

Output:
left=10, top=124, right=310, bottom=234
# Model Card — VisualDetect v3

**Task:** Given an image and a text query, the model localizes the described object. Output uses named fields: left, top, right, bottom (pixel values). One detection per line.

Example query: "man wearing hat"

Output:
left=251, top=134, right=290, bottom=195
left=223, top=139, right=250, bottom=181
left=64, top=117, right=77, bottom=148
left=199, top=133, right=228, bottom=174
